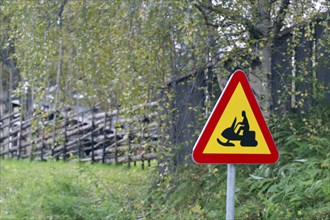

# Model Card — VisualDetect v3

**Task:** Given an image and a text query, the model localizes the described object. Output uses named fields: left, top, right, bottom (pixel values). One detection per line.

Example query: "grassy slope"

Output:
left=1, top=106, right=329, bottom=220
left=0, top=160, right=155, bottom=220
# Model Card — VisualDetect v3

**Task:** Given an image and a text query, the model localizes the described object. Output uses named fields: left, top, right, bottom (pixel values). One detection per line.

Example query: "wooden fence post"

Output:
left=114, top=106, right=119, bottom=164
left=140, top=116, right=145, bottom=169
left=133, top=121, right=137, bottom=167
left=0, top=61, right=3, bottom=116
left=41, top=125, right=45, bottom=161
left=102, top=112, right=108, bottom=164
left=0, top=117, right=3, bottom=159
left=30, top=129, right=34, bottom=161
left=8, top=68, right=13, bottom=158
left=78, top=111, right=83, bottom=161
left=91, top=107, right=95, bottom=163
left=51, top=115, right=55, bottom=159
left=128, top=122, right=131, bottom=168
left=0, top=62, right=4, bottom=158
left=17, top=111, right=23, bottom=159
left=63, top=108, right=69, bottom=161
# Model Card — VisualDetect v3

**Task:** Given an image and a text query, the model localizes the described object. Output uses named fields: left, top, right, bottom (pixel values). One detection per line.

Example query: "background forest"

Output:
left=1, top=0, right=330, bottom=219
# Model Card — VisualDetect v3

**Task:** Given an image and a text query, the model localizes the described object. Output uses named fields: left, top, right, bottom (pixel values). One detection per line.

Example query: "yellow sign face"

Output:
left=203, top=82, right=270, bottom=155
left=192, top=70, right=279, bottom=164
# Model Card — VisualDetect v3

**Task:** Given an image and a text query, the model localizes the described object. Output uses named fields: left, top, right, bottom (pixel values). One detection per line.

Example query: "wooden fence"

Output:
left=0, top=102, right=159, bottom=168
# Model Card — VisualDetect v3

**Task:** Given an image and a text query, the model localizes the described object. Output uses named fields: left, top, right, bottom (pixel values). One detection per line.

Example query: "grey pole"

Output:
left=226, top=164, right=236, bottom=220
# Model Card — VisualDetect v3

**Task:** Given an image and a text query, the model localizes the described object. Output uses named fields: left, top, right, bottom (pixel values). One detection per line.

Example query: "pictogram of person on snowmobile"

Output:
left=217, top=111, right=258, bottom=147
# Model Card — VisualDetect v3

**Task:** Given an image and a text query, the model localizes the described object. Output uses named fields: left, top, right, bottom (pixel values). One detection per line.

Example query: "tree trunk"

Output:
left=51, top=18, right=63, bottom=155
left=250, top=45, right=272, bottom=114
left=249, top=0, right=273, bottom=114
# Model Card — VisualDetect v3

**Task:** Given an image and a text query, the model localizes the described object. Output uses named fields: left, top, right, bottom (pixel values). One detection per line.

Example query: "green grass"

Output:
left=0, top=159, right=156, bottom=220
left=1, top=106, right=329, bottom=220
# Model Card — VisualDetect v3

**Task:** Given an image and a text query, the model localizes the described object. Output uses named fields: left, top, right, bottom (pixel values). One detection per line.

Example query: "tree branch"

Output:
left=48, top=0, right=68, bottom=28
left=279, top=9, right=330, bottom=37
left=273, top=0, right=290, bottom=35
left=195, top=1, right=264, bottom=39
left=57, top=0, right=68, bottom=21
left=194, top=2, right=220, bottom=28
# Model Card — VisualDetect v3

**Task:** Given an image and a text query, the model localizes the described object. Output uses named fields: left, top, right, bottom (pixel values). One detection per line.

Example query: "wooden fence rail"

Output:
left=0, top=103, right=159, bottom=168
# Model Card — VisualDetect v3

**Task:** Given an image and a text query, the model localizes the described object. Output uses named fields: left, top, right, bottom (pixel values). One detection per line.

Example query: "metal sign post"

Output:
left=226, top=164, right=236, bottom=220
left=192, top=70, right=279, bottom=219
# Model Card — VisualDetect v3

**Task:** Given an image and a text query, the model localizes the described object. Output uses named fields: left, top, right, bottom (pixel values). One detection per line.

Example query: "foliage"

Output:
left=240, top=103, right=330, bottom=219
left=3, top=0, right=327, bottom=108
left=0, top=160, right=155, bottom=220
left=0, top=1, right=329, bottom=218
left=0, top=0, right=213, bottom=109
left=1, top=0, right=329, bottom=166
left=146, top=104, right=330, bottom=219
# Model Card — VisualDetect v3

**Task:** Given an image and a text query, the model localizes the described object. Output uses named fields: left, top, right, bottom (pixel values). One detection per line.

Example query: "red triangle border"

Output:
left=192, top=70, right=279, bottom=164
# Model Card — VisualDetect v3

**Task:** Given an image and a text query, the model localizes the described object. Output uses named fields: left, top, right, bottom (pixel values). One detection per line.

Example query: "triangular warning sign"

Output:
left=192, top=70, right=279, bottom=164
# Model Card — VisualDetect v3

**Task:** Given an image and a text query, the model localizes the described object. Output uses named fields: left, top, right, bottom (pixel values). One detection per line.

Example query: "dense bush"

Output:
left=147, top=104, right=330, bottom=219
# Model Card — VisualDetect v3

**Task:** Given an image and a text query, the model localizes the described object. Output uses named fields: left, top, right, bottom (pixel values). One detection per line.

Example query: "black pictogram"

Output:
left=216, top=111, right=258, bottom=147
